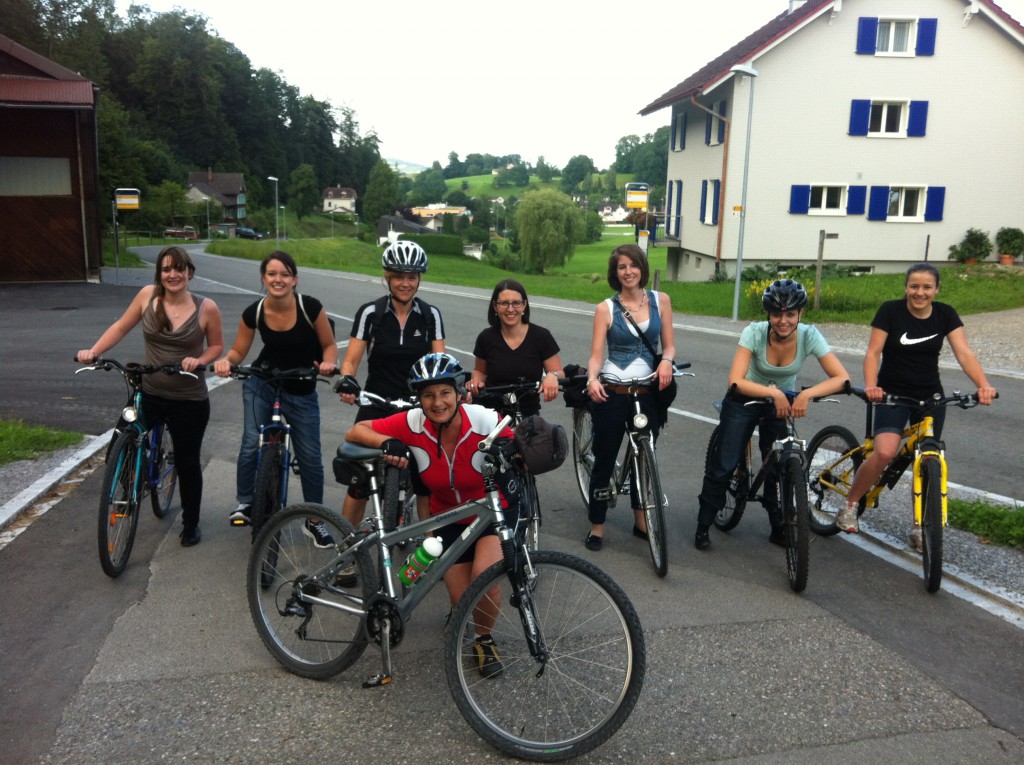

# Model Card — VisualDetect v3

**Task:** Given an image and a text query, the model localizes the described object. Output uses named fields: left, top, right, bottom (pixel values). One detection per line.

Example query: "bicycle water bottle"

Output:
left=399, top=536, right=443, bottom=586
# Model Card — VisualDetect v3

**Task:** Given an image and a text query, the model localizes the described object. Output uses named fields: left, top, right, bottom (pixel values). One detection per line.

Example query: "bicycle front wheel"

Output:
left=805, top=426, right=863, bottom=536
left=706, top=425, right=749, bottom=531
left=250, top=443, right=284, bottom=540
left=571, top=406, right=595, bottom=509
left=149, top=425, right=177, bottom=519
left=637, top=437, right=668, bottom=577
left=98, top=429, right=142, bottom=578
left=445, top=550, right=646, bottom=762
left=247, top=504, right=376, bottom=679
left=783, top=454, right=810, bottom=593
left=521, top=472, right=541, bottom=552
left=919, top=455, right=944, bottom=593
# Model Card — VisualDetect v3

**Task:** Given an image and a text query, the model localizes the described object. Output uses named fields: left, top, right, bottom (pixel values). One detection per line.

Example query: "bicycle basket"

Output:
left=514, top=415, right=568, bottom=475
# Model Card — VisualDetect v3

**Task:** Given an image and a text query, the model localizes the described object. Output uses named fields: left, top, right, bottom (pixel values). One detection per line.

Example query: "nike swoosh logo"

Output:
left=900, top=332, right=939, bottom=346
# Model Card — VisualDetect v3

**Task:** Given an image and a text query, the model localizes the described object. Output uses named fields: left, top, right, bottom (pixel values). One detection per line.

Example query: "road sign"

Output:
left=625, top=182, right=650, bottom=210
left=115, top=188, right=140, bottom=210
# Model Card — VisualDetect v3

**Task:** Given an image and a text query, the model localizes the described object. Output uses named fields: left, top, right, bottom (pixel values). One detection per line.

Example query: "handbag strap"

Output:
left=613, top=295, right=660, bottom=358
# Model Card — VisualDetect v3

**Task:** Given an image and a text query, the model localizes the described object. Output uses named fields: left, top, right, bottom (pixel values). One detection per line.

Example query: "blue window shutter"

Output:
left=666, top=183, right=674, bottom=229
left=868, top=186, right=889, bottom=220
left=857, top=17, right=878, bottom=54
left=717, top=100, right=727, bottom=144
left=789, top=185, right=811, bottom=214
left=700, top=180, right=708, bottom=222
left=675, top=181, right=683, bottom=236
left=916, top=18, right=937, bottom=55
left=924, top=187, right=946, bottom=221
left=907, top=101, right=928, bottom=137
left=680, top=113, right=687, bottom=150
left=712, top=180, right=721, bottom=224
left=849, top=100, right=871, bottom=136
left=670, top=118, right=677, bottom=151
left=847, top=186, right=867, bottom=215
left=705, top=113, right=712, bottom=145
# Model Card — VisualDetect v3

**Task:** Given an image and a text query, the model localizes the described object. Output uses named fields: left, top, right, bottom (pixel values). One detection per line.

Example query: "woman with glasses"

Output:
left=77, top=246, right=224, bottom=547
left=467, top=279, right=563, bottom=417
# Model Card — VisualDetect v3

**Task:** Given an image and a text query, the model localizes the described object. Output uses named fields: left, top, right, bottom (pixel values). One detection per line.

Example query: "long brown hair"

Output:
left=152, top=245, right=195, bottom=331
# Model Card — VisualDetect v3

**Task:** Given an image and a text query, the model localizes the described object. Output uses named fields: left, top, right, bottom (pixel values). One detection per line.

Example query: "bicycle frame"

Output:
left=255, top=388, right=293, bottom=508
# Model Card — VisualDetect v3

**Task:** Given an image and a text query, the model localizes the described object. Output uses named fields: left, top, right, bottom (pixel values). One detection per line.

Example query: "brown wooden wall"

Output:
left=0, top=107, right=101, bottom=282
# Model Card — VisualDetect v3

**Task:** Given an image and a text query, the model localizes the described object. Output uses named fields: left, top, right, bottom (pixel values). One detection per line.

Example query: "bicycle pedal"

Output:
left=229, top=518, right=250, bottom=527
left=362, top=672, right=392, bottom=688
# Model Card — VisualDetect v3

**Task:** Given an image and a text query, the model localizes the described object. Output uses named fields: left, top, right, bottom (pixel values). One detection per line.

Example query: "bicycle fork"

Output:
left=912, top=441, right=948, bottom=526
left=501, top=535, right=550, bottom=673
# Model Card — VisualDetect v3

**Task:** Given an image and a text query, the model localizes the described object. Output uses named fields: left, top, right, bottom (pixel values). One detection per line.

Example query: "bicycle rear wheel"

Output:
left=445, top=550, right=646, bottom=762
left=98, top=429, right=142, bottom=578
left=247, top=504, right=376, bottom=679
left=919, top=455, right=944, bottom=593
left=250, top=443, right=284, bottom=541
left=706, top=425, right=749, bottom=531
left=805, top=426, right=863, bottom=536
left=783, top=454, right=810, bottom=593
left=571, top=406, right=595, bottom=509
left=149, top=425, right=177, bottom=519
left=637, top=437, right=668, bottom=577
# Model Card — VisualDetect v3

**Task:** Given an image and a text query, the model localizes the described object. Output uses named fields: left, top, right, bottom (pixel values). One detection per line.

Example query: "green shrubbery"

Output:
left=948, top=499, right=1024, bottom=548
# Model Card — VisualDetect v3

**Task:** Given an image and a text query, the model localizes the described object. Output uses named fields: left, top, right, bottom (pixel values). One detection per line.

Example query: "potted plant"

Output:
left=995, top=227, right=1024, bottom=265
left=948, top=227, right=992, bottom=265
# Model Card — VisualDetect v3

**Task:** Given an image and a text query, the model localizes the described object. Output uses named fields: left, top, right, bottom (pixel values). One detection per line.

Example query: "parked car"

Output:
left=236, top=227, right=263, bottom=240
left=163, top=225, right=198, bottom=240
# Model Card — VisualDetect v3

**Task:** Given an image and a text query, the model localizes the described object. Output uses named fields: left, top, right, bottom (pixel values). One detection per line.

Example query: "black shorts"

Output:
left=434, top=521, right=496, bottom=566
left=873, top=398, right=946, bottom=439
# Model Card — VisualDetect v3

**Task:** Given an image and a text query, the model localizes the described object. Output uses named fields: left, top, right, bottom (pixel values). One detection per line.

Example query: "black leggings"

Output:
left=142, top=394, right=211, bottom=528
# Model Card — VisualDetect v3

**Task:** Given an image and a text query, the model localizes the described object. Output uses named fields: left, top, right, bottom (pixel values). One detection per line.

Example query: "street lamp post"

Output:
left=730, top=64, right=758, bottom=322
left=205, top=197, right=211, bottom=241
left=280, top=205, right=286, bottom=241
left=267, top=175, right=279, bottom=247
left=329, top=209, right=334, bottom=238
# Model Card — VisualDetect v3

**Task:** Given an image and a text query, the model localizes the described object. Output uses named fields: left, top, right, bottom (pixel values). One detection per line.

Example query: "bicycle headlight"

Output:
left=632, top=412, right=649, bottom=430
left=121, top=406, right=138, bottom=423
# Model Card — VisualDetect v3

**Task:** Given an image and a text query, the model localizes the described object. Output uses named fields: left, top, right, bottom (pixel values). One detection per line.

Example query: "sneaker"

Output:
left=473, top=635, right=503, bottom=678
left=229, top=503, right=251, bottom=526
left=907, top=523, right=923, bottom=553
left=334, top=563, right=357, bottom=587
left=303, top=518, right=335, bottom=548
left=180, top=525, right=201, bottom=547
left=836, top=503, right=859, bottom=533
left=694, top=526, right=711, bottom=551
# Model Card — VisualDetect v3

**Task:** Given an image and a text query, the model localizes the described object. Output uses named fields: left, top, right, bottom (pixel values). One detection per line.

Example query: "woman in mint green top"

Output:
left=694, top=279, right=848, bottom=551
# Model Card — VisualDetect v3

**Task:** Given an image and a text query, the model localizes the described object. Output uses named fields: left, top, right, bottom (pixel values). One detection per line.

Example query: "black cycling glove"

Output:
left=381, top=439, right=408, bottom=459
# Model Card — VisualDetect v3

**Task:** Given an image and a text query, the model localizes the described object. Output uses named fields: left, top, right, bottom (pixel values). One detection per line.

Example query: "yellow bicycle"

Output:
left=806, top=387, right=991, bottom=593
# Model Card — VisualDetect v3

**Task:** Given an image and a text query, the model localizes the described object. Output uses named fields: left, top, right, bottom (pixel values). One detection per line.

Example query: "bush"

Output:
left=403, top=233, right=463, bottom=256
left=948, top=498, right=1024, bottom=548
left=995, top=227, right=1024, bottom=258
left=948, top=227, right=992, bottom=263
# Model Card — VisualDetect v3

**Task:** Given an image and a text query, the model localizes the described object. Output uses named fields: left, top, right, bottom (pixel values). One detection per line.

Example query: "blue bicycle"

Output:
left=75, top=357, right=182, bottom=577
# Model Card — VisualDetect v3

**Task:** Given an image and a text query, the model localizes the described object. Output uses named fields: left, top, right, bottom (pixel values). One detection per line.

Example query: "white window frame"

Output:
left=868, top=100, right=908, bottom=137
left=701, top=179, right=717, bottom=226
left=672, top=110, right=686, bottom=151
left=709, top=100, right=726, bottom=146
left=875, top=18, right=917, bottom=57
left=808, top=185, right=848, bottom=216
left=886, top=185, right=926, bottom=222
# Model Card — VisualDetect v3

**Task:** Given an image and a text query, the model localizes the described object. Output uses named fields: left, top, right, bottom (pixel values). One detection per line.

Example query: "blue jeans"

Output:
left=696, top=396, right=785, bottom=531
left=237, top=377, right=324, bottom=505
left=587, top=393, right=660, bottom=525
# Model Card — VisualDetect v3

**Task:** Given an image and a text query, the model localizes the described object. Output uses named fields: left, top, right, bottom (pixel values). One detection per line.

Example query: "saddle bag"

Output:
left=513, top=415, right=568, bottom=475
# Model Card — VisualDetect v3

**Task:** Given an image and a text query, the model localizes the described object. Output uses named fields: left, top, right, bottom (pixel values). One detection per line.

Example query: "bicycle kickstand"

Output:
left=363, top=620, right=394, bottom=688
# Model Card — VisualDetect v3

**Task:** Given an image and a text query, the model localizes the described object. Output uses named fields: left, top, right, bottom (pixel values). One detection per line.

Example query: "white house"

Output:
left=322, top=186, right=356, bottom=213
left=640, top=0, right=1024, bottom=281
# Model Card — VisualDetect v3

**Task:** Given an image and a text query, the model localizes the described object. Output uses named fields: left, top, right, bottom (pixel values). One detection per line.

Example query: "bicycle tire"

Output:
left=805, top=425, right=863, bottom=537
left=98, top=429, right=142, bottom=578
left=149, top=425, right=177, bottom=519
left=705, top=425, right=749, bottom=531
left=445, top=550, right=646, bottom=761
left=783, top=454, right=810, bottom=593
left=637, top=437, right=668, bottom=577
left=250, top=443, right=285, bottom=541
left=247, top=503, right=376, bottom=679
left=919, top=455, right=944, bottom=593
left=382, top=464, right=403, bottom=532
left=571, top=406, right=595, bottom=509
left=521, top=472, right=541, bottom=552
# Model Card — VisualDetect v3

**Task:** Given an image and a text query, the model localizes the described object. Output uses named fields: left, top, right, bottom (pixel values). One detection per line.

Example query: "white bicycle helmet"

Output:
left=382, top=240, right=428, bottom=273
left=408, top=352, right=464, bottom=393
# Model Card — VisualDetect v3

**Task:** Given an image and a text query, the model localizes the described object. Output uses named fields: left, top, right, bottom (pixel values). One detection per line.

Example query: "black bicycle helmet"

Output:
left=382, top=240, right=428, bottom=273
left=408, top=352, right=464, bottom=393
left=762, top=279, right=808, bottom=312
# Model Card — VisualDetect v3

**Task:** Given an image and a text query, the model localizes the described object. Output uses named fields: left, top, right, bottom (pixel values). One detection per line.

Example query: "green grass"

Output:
left=947, top=498, right=1024, bottom=548
left=0, top=420, right=83, bottom=466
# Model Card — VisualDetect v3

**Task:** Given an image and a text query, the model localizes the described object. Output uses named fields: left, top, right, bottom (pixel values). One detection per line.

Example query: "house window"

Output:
left=700, top=179, right=720, bottom=225
left=671, top=110, right=687, bottom=151
left=790, top=184, right=866, bottom=216
left=704, top=100, right=727, bottom=146
left=868, top=185, right=944, bottom=221
left=877, top=19, right=913, bottom=54
left=849, top=100, right=928, bottom=137
left=665, top=180, right=683, bottom=236
left=809, top=185, right=846, bottom=215
left=870, top=102, right=904, bottom=134
left=886, top=186, right=924, bottom=220
left=857, top=17, right=937, bottom=56
left=0, top=157, right=72, bottom=195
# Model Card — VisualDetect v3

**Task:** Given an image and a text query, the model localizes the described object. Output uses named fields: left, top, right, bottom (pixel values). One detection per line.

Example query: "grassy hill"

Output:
left=445, top=173, right=637, bottom=200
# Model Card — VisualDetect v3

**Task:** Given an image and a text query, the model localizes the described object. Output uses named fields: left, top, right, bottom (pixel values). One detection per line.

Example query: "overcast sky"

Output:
left=116, top=0, right=1024, bottom=170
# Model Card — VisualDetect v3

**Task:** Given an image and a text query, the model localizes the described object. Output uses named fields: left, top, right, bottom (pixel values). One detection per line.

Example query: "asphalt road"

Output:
left=1, top=246, right=1022, bottom=764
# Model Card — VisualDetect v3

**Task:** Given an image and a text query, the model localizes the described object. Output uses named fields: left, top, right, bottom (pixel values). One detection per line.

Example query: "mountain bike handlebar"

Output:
left=846, top=385, right=996, bottom=410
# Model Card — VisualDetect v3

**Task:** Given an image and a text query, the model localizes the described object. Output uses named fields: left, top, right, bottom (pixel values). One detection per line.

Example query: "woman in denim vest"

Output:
left=582, top=244, right=676, bottom=551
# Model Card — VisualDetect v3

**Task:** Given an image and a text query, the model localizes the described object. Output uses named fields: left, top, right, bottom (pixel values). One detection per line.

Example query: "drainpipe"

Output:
left=690, top=96, right=729, bottom=271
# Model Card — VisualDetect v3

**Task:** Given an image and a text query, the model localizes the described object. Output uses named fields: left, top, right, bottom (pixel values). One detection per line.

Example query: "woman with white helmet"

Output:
left=338, top=240, right=446, bottom=531
left=694, top=279, right=849, bottom=551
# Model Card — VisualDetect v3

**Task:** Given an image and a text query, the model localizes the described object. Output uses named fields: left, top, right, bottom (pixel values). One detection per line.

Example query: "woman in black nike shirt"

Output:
left=836, top=263, right=997, bottom=543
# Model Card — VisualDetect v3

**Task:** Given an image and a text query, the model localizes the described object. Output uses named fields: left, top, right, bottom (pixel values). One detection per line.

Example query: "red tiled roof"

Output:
left=639, top=0, right=1024, bottom=116
left=0, top=32, right=96, bottom=107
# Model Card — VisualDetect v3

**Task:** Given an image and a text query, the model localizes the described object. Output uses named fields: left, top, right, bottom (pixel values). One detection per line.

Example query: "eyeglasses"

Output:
left=495, top=300, right=525, bottom=310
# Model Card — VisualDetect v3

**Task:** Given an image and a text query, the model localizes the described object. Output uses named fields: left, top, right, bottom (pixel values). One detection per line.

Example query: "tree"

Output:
left=362, top=160, right=402, bottom=229
left=561, top=155, right=596, bottom=194
left=613, top=135, right=642, bottom=173
left=446, top=189, right=470, bottom=208
left=535, top=156, right=556, bottom=183
left=631, top=126, right=670, bottom=206
left=408, top=168, right=448, bottom=206
left=514, top=188, right=582, bottom=273
left=288, top=163, right=319, bottom=221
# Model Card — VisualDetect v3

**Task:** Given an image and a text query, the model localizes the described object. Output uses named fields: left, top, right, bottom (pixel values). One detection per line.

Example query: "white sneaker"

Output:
left=229, top=503, right=251, bottom=526
left=836, top=503, right=859, bottom=533
left=907, top=524, right=923, bottom=553
left=303, top=518, right=335, bottom=548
